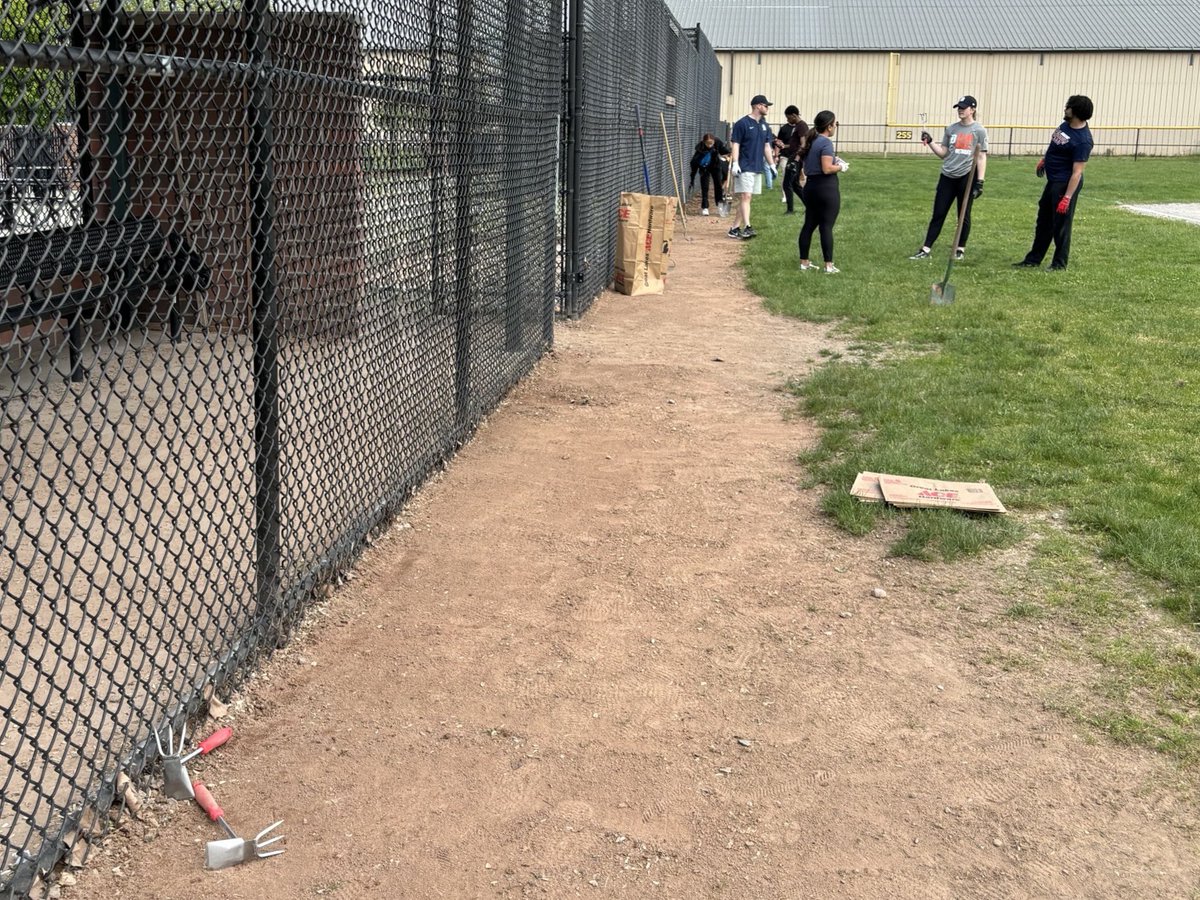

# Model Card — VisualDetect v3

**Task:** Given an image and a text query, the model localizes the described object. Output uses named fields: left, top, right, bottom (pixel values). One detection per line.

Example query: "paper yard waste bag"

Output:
left=613, top=192, right=676, bottom=296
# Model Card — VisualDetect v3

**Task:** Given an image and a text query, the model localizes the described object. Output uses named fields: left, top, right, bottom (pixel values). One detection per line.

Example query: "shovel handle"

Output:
left=193, top=781, right=224, bottom=821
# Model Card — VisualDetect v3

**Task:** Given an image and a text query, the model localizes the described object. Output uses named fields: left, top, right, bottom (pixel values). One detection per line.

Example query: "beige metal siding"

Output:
left=719, top=50, right=1200, bottom=155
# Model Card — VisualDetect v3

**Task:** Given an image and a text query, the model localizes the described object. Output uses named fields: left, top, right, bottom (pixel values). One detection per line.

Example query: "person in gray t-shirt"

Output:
left=908, top=95, right=989, bottom=260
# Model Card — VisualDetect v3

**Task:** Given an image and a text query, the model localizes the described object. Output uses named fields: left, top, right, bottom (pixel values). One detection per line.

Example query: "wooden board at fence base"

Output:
left=876, top=473, right=1007, bottom=513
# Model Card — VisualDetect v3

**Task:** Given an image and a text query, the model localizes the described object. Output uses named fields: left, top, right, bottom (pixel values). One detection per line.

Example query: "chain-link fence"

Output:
left=816, top=123, right=1200, bottom=158
left=561, top=0, right=722, bottom=317
left=1, top=0, right=565, bottom=892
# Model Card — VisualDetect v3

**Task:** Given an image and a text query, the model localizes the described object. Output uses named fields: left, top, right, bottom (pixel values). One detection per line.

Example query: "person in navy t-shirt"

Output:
left=1014, top=95, right=1095, bottom=271
left=727, top=95, right=774, bottom=240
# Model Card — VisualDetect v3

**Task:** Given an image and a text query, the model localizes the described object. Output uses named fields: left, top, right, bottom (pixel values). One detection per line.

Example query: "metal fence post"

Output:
left=453, top=0, right=475, bottom=426
left=503, top=0, right=524, bottom=349
left=563, top=0, right=584, bottom=318
left=246, top=0, right=283, bottom=645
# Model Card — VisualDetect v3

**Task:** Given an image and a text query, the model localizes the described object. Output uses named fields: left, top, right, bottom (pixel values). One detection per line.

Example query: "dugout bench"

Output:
left=0, top=217, right=211, bottom=382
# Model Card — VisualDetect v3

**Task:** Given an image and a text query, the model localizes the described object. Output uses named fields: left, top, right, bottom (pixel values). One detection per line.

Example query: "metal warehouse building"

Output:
left=667, top=0, right=1200, bottom=155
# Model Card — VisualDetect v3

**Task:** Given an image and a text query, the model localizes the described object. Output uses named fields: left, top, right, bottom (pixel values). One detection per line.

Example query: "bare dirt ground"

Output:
left=65, top=206, right=1199, bottom=899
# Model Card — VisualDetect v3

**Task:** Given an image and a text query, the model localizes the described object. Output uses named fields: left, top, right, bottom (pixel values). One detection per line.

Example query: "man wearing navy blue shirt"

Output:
left=728, top=95, right=774, bottom=240
left=1014, top=95, right=1095, bottom=271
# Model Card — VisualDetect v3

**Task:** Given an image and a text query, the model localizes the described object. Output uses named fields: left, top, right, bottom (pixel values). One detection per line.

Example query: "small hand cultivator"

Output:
left=193, top=781, right=286, bottom=870
left=154, top=723, right=232, bottom=800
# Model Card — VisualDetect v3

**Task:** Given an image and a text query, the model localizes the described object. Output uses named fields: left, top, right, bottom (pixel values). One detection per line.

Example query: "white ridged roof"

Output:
left=667, top=0, right=1200, bottom=51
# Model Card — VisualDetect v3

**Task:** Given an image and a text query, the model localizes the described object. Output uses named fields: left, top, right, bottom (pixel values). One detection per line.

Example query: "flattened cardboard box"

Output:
left=850, top=471, right=885, bottom=503
left=877, top=474, right=1006, bottom=513
left=613, top=192, right=676, bottom=296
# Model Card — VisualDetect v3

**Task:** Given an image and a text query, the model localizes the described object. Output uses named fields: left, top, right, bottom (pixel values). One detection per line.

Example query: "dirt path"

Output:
left=67, top=210, right=1199, bottom=899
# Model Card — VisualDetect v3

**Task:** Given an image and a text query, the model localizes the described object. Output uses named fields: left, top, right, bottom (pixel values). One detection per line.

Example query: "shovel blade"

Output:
left=930, top=281, right=955, bottom=306
left=717, top=200, right=730, bottom=218
left=205, top=837, right=252, bottom=870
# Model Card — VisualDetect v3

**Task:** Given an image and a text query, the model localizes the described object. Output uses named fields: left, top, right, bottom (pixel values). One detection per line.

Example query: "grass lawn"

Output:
left=740, top=154, right=1200, bottom=761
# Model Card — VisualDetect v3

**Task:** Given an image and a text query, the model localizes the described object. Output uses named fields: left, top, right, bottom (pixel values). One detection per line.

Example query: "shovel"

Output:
left=194, top=781, right=285, bottom=870
left=155, top=724, right=233, bottom=800
left=931, top=145, right=982, bottom=306
left=717, top=166, right=731, bottom=218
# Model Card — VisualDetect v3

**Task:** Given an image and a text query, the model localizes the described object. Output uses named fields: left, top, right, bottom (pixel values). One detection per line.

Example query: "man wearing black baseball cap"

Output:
left=727, top=95, right=774, bottom=240
left=908, top=94, right=989, bottom=261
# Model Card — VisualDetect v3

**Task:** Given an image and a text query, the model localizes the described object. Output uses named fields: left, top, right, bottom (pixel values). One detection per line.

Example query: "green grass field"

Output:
left=740, top=154, right=1200, bottom=761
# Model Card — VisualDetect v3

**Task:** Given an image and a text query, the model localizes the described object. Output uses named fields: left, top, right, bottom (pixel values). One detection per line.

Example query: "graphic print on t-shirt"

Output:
left=950, top=133, right=976, bottom=155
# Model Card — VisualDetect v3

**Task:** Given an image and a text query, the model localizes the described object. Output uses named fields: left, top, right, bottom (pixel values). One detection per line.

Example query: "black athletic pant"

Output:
left=923, top=172, right=976, bottom=249
left=782, top=161, right=802, bottom=212
left=798, top=175, right=840, bottom=262
left=1021, top=180, right=1081, bottom=269
left=698, top=167, right=725, bottom=209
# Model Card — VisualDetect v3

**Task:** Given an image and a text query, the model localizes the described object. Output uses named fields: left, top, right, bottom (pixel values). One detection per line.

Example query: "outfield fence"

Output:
left=817, top=123, right=1200, bottom=158
left=2, top=0, right=720, bottom=891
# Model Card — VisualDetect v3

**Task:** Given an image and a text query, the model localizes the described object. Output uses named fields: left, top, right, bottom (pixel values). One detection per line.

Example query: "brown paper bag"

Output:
left=613, top=192, right=676, bottom=296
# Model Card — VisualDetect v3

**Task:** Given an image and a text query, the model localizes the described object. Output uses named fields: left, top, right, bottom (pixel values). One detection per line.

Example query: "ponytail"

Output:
left=799, top=110, right=837, bottom=160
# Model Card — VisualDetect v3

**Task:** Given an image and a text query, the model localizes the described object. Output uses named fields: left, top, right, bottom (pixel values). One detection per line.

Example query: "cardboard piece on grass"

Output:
left=850, top=471, right=885, bottom=503
left=877, top=474, right=1006, bottom=514
left=613, top=192, right=676, bottom=296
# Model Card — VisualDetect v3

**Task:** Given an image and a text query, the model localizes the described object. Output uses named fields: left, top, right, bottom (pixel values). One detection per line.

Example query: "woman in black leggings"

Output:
left=797, top=110, right=848, bottom=275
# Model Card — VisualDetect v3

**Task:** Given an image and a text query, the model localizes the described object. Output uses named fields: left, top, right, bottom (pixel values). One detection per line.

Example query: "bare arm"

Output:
left=820, top=154, right=841, bottom=175
left=976, top=152, right=988, bottom=181
left=1063, top=160, right=1087, bottom=199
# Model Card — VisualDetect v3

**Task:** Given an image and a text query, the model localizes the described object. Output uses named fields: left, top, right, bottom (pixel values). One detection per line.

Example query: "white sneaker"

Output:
left=701, top=208, right=710, bottom=216
left=799, top=262, right=819, bottom=271
left=824, top=265, right=840, bottom=275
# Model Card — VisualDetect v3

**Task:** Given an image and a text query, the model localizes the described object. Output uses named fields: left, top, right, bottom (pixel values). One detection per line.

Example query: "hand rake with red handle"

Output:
left=193, top=781, right=285, bottom=870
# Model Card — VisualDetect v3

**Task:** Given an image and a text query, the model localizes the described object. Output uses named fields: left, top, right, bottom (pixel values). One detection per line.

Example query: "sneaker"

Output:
left=783, top=209, right=795, bottom=215
left=701, top=208, right=710, bottom=216
left=909, top=248, right=932, bottom=260
left=1047, top=263, right=1067, bottom=271
left=799, top=262, right=819, bottom=271
left=954, top=249, right=965, bottom=261
left=727, top=227, right=742, bottom=239
left=780, top=194, right=787, bottom=203
left=740, top=226, right=758, bottom=239
left=1012, top=260, right=1039, bottom=268
left=824, top=265, right=840, bottom=275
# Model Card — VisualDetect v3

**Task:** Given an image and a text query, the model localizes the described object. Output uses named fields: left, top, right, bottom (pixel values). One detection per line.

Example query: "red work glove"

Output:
left=1056, top=195, right=1071, bottom=215
left=1035, top=158, right=1046, bottom=178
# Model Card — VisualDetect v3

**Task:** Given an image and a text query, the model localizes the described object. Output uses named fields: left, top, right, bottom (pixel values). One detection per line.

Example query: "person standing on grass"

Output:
left=689, top=133, right=730, bottom=216
left=797, top=110, right=848, bottom=275
left=1014, top=95, right=1095, bottom=271
left=775, top=105, right=808, bottom=215
left=908, top=95, right=988, bottom=261
left=728, top=94, right=774, bottom=240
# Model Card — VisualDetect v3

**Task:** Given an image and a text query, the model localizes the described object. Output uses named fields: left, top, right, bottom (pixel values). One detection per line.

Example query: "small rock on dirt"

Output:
left=872, top=587, right=887, bottom=599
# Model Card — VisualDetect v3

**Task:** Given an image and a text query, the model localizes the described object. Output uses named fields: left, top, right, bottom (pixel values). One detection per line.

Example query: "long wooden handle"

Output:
left=948, top=145, right=981, bottom=253
left=659, top=112, right=687, bottom=232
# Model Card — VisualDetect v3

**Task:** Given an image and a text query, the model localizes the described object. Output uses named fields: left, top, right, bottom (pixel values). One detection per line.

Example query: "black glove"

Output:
left=1035, top=158, right=1046, bottom=178
left=920, top=130, right=933, bottom=145
left=970, top=179, right=984, bottom=200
